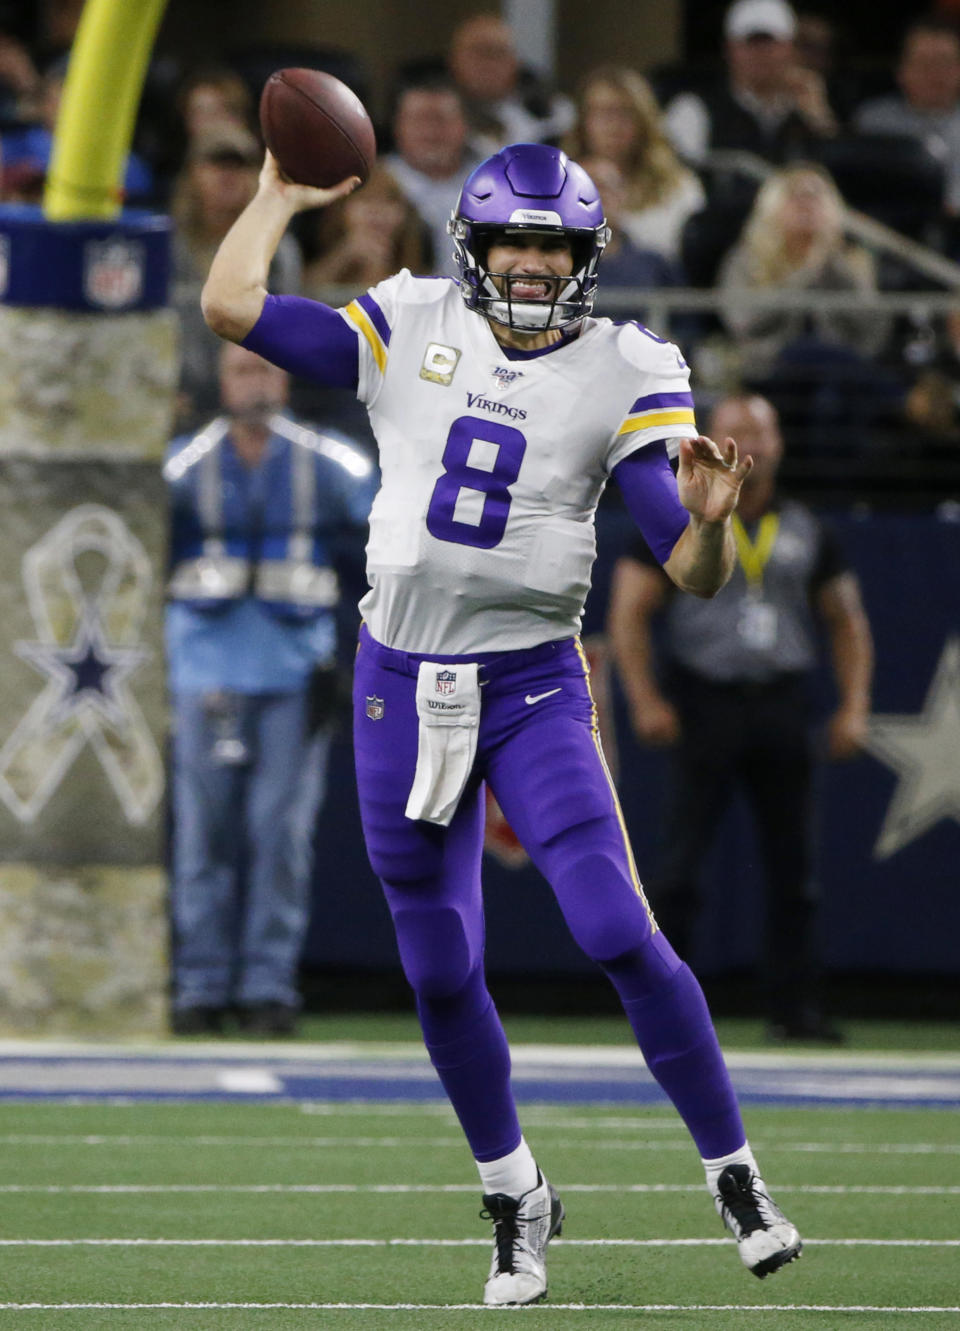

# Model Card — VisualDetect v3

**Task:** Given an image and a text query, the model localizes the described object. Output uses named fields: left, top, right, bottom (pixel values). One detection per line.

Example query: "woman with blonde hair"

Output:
left=565, top=65, right=704, bottom=261
left=718, top=162, right=885, bottom=375
left=718, top=162, right=897, bottom=451
left=304, top=163, right=432, bottom=293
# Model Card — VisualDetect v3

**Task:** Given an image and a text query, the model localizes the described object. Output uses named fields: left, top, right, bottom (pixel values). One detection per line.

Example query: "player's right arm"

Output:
left=201, top=151, right=359, bottom=343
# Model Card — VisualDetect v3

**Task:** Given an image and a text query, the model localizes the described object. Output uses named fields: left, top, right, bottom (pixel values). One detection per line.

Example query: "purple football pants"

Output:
left=353, top=628, right=745, bottom=1162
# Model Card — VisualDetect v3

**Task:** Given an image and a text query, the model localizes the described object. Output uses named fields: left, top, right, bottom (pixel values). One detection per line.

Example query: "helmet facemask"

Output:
left=450, top=218, right=608, bottom=332
left=450, top=218, right=607, bottom=332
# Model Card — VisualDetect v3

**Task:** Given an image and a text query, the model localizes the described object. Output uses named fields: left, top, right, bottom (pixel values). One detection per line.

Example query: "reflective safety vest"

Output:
left=165, top=413, right=368, bottom=622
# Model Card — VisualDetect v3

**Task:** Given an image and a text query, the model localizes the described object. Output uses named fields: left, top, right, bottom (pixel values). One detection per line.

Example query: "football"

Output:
left=259, top=68, right=376, bottom=189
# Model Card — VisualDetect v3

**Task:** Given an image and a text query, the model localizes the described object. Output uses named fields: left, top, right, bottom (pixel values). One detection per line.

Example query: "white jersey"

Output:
left=341, top=270, right=697, bottom=654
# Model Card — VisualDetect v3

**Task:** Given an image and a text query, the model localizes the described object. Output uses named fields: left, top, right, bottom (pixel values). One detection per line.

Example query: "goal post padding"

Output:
left=0, top=0, right=176, bottom=1036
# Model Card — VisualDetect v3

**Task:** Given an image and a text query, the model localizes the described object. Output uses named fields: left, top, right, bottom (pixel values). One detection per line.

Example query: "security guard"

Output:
left=165, top=341, right=374, bottom=1035
left=609, top=392, right=873, bottom=1042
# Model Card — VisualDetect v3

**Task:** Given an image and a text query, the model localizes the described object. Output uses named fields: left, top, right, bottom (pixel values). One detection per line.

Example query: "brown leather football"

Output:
left=259, top=68, right=376, bottom=188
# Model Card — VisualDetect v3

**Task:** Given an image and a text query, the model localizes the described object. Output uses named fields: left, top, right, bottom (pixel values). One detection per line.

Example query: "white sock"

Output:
left=477, top=1137, right=539, bottom=1198
left=702, top=1141, right=760, bottom=1196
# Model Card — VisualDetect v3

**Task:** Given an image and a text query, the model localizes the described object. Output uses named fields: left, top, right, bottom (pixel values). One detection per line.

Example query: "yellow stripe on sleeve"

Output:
left=345, top=300, right=388, bottom=375
left=617, top=407, right=697, bottom=436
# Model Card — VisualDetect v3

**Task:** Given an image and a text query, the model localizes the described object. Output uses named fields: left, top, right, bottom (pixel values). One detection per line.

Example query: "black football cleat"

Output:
left=481, top=1170, right=565, bottom=1305
left=714, top=1163, right=803, bottom=1278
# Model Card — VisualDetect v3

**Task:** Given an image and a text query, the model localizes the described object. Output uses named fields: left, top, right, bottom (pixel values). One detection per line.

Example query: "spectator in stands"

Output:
left=178, top=65, right=254, bottom=143
left=137, top=64, right=258, bottom=210
left=565, top=66, right=705, bottom=262
left=717, top=163, right=885, bottom=374
left=33, top=0, right=83, bottom=67
left=0, top=159, right=44, bottom=202
left=0, top=27, right=39, bottom=127
left=665, top=0, right=837, bottom=166
left=578, top=155, right=680, bottom=321
left=382, top=78, right=483, bottom=277
left=305, top=163, right=432, bottom=293
left=793, top=11, right=860, bottom=125
left=853, top=18, right=960, bottom=214
left=717, top=163, right=895, bottom=450
left=143, top=63, right=259, bottom=205
left=171, top=123, right=302, bottom=428
left=447, top=12, right=575, bottom=153
left=0, top=58, right=154, bottom=204
left=608, top=391, right=873, bottom=1043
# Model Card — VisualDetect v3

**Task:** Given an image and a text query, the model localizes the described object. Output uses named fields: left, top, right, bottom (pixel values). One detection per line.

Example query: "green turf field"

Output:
left=0, top=1076, right=957, bottom=1328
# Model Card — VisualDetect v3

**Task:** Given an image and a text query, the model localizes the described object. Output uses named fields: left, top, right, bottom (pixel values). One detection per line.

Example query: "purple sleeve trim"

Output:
left=612, top=443, right=690, bottom=565
left=357, top=291, right=391, bottom=346
left=241, top=294, right=359, bottom=389
left=628, top=389, right=695, bottom=413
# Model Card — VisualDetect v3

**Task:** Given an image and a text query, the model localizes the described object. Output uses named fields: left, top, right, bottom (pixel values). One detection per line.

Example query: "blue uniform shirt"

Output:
left=165, top=415, right=375, bottom=694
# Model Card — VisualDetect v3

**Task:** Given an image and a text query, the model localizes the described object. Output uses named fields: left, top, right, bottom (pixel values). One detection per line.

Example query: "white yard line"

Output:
left=0, top=1182, right=957, bottom=1195
left=0, top=1237, right=955, bottom=1247
left=0, top=1303, right=957, bottom=1313
left=299, top=1105, right=687, bottom=1128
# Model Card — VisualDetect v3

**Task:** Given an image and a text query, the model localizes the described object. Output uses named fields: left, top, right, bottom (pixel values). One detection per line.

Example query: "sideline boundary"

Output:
left=0, top=1042, right=955, bottom=1107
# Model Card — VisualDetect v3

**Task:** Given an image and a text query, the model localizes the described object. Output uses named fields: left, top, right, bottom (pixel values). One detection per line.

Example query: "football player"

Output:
left=201, top=143, right=802, bottom=1305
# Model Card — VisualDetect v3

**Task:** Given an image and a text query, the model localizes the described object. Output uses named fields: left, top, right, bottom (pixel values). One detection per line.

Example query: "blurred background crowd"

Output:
left=3, top=0, right=960, bottom=508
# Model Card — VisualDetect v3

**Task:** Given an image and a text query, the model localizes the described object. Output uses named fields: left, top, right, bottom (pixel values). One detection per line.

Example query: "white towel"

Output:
left=405, top=661, right=481, bottom=826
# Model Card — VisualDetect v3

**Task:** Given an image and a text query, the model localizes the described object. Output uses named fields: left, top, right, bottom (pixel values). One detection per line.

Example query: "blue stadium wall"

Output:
left=304, top=508, right=960, bottom=979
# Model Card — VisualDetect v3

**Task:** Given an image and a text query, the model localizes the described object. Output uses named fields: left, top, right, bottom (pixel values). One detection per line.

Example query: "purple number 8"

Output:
left=425, top=415, right=527, bottom=549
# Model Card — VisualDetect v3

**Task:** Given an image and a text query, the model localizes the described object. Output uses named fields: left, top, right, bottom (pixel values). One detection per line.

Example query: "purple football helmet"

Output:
left=449, top=143, right=609, bottom=331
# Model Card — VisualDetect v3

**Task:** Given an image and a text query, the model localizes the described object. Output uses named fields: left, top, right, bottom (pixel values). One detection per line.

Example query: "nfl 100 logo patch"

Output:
left=434, top=669, right=457, bottom=696
left=492, top=365, right=524, bottom=391
left=365, top=695, right=384, bottom=720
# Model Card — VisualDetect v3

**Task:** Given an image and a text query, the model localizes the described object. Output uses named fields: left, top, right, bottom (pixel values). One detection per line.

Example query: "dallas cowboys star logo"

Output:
left=15, top=604, right=149, bottom=730
left=866, top=635, right=960, bottom=859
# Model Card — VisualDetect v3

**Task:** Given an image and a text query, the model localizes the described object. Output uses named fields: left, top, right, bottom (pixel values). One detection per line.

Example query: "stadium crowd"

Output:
left=1, top=1, right=960, bottom=494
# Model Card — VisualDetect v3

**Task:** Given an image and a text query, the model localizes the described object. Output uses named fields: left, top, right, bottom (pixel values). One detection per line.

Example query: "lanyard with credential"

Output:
left=732, top=512, right=780, bottom=594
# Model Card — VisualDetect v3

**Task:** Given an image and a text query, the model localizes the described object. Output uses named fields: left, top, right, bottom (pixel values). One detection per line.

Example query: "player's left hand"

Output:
left=676, top=435, right=752, bottom=524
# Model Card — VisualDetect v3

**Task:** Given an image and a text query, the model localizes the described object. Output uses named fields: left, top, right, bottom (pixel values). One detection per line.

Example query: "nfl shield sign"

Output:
left=365, top=695, right=384, bottom=720
left=435, top=669, right=457, bottom=696
left=83, top=238, right=145, bottom=310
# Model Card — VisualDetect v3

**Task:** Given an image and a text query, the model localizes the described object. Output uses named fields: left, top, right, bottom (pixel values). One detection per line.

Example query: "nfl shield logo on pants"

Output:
left=365, top=695, right=384, bottom=720
left=434, top=669, right=457, bottom=696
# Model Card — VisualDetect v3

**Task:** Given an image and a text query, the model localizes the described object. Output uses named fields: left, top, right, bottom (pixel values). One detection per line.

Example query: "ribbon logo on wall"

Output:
left=0, top=504, right=163, bottom=825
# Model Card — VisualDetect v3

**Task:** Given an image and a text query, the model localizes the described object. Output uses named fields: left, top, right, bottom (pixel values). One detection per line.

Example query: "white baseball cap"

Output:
left=725, top=0, right=797, bottom=41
